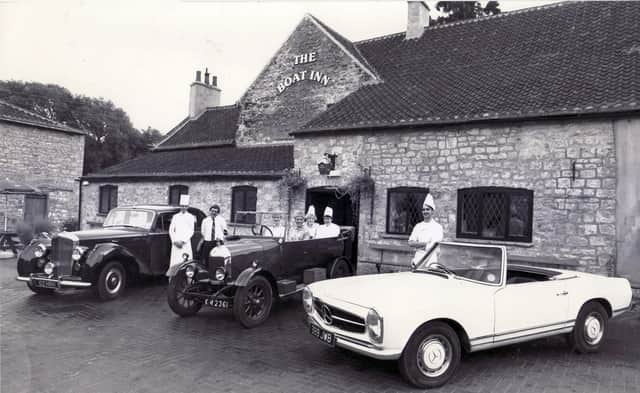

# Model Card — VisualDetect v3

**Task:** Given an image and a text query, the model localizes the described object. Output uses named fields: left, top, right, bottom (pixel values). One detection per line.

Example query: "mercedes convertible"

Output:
left=303, top=242, right=632, bottom=389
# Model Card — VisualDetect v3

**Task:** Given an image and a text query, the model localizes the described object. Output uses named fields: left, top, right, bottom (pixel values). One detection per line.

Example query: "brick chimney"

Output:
left=189, top=68, right=221, bottom=118
left=406, top=1, right=430, bottom=40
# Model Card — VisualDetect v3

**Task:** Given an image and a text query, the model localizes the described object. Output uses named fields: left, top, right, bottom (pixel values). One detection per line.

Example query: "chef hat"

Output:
left=324, top=206, right=333, bottom=218
left=423, top=194, right=435, bottom=210
left=306, top=205, right=316, bottom=218
left=179, top=194, right=190, bottom=206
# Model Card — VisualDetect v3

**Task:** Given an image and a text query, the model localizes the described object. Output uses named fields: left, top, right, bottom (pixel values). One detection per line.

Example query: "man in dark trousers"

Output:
left=200, top=204, right=228, bottom=263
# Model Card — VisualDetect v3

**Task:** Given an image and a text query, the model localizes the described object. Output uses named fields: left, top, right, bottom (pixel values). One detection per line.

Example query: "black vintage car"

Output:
left=16, top=205, right=205, bottom=300
left=166, top=212, right=355, bottom=328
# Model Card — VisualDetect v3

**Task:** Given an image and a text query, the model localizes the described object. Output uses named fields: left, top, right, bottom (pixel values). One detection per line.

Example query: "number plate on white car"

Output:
left=310, top=323, right=335, bottom=346
left=204, top=298, right=232, bottom=309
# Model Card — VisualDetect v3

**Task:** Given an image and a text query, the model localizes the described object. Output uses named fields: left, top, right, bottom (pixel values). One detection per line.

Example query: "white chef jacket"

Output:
left=168, top=211, right=196, bottom=274
left=305, top=223, right=319, bottom=239
left=202, top=215, right=228, bottom=242
left=271, top=225, right=285, bottom=238
left=409, top=220, right=444, bottom=264
left=315, top=223, right=341, bottom=239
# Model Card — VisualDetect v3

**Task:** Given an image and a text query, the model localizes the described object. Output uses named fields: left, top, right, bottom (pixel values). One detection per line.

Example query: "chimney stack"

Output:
left=406, top=0, right=430, bottom=40
left=189, top=68, right=221, bottom=118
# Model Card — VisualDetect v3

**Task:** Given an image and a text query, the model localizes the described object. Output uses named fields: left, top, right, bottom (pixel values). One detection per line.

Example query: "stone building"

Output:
left=83, top=1, right=640, bottom=287
left=0, top=99, right=85, bottom=230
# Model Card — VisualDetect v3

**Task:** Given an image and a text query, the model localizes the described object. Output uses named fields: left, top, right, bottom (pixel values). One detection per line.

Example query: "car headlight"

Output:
left=43, top=262, right=55, bottom=275
left=185, top=265, right=195, bottom=278
left=71, top=246, right=88, bottom=261
left=366, top=308, right=384, bottom=344
left=34, top=244, right=46, bottom=258
left=214, top=268, right=226, bottom=281
left=302, top=287, right=313, bottom=314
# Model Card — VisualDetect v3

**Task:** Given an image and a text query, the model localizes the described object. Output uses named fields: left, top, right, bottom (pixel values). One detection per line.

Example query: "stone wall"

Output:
left=81, top=179, right=286, bottom=229
left=0, top=122, right=84, bottom=231
left=293, top=118, right=618, bottom=275
left=237, top=15, right=375, bottom=145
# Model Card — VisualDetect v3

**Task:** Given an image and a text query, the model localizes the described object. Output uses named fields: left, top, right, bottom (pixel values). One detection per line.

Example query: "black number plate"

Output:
left=32, top=279, right=58, bottom=289
left=310, top=323, right=335, bottom=346
left=204, top=298, right=232, bottom=309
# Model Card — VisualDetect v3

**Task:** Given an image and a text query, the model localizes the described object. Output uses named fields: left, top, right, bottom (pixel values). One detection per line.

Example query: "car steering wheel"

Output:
left=252, top=224, right=274, bottom=237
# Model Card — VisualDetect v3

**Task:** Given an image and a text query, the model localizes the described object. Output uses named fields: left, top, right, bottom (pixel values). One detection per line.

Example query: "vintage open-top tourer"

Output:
left=166, top=211, right=356, bottom=328
left=303, top=242, right=633, bottom=389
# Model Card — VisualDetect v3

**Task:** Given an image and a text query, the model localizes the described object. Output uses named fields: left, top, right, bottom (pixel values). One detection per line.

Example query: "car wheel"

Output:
left=327, top=257, right=352, bottom=279
left=233, top=275, right=273, bottom=328
left=26, top=282, right=55, bottom=295
left=95, top=261, right=127, bottom=301
left=568, top=301, right=608, bottom=353
left=167, top=269, right=203, bottom=317
left=399, top=321, right=461, bottom=389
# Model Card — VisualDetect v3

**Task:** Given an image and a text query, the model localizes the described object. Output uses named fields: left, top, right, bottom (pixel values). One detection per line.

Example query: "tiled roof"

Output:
left=155, top=105, right=240, bottom=150
left=0, top=99, right=84, bottom=135
left=85, top=144, right=293, bottom=180
left=296, top=2, right=640, bottom=134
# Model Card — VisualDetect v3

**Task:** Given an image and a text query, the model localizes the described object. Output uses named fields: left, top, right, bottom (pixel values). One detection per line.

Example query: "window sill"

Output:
left=381, top=233, right=410, bottom=240
left=453, top=238, right=534, bottom=248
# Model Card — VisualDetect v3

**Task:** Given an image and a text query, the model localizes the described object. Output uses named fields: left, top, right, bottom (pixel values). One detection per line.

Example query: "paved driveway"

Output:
left=1, top=258, right=639, bottom=393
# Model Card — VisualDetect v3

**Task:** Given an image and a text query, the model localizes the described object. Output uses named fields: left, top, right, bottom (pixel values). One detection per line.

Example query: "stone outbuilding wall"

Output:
left=81, top=180, right=287, bottom=229
left=293, top=118, right=619, bottom=275
left=0, top=121, right=85, bottom=231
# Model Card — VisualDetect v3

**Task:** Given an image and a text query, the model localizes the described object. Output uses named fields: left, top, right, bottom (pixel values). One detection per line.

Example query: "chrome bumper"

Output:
left=307, top=315, right=401, bottom=360
left=16, top=275, right=92, bottom=288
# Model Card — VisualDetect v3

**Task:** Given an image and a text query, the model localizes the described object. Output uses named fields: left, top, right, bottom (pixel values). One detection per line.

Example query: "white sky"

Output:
left=0, top=0, right=555, bottom=133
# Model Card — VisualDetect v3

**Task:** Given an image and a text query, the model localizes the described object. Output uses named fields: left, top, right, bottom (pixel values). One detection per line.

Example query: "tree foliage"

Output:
left=434, top=1, right=501, bottom=25
left=0, top=81, right=163, bottom=174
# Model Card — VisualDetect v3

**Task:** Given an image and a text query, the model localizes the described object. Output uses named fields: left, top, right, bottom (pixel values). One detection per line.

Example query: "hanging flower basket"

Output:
left=278, top=169, right=307, bottom=191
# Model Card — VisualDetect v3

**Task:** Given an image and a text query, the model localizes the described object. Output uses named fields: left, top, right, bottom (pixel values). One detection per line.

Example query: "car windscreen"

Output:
left=416, top=243, right=503, bottom=284
left=104, top=209, right=154, bottom=230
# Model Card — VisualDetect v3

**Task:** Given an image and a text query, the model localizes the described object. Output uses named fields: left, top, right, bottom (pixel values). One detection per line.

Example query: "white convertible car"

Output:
left=303, top=242, right=632, bottom=389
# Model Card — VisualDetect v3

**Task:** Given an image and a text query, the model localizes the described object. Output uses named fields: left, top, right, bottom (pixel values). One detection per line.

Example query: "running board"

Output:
left=278, top=282, right=305, bottom=298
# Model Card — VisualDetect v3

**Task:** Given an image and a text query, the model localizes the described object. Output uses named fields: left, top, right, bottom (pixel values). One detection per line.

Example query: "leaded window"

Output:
left=231, top=186, right=257, bottom=224
left=99, top=185, right=118, bottom=215
left=168, top=185, right=189, bottom=205
left=457, top=187, right=533, bottom=242
left=386, top=187, right=429, bottom=235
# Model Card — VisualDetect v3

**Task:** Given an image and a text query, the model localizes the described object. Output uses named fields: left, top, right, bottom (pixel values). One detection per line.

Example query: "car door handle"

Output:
left=556, top=291, right=568, bottom=296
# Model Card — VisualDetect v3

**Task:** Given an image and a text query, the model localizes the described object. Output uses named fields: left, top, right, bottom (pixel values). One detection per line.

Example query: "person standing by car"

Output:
left=316, top=206, right=341, bottom=239
left=408, top=194, right=444, bottom=264
left=201, top=204, right=228, bottom=262
left=168, top=195, right=196, bottom=275
left=304, top=205, right=319, bottom=239
left=271, top=213, right=286, bottom=239
left=287, top=213, right=309, bottom=241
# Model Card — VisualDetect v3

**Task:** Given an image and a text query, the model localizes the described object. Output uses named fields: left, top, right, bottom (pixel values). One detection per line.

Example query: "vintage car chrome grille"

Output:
left=51, top=235, right=74, bottom=276
left=313, top=299, right=365, bottom=333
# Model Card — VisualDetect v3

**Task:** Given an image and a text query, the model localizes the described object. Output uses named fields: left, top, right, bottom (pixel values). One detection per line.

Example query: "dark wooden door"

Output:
left=24, top=194, right=47, bottom=225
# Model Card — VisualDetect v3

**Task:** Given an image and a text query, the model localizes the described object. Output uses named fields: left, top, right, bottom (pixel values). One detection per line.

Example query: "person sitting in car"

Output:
left=304, top=205, right=319, bottom=239
left=271, top=213, right=286, bottom=239
left=315, top=207, right=341, bottom=239
left=287, top=214, right=309, bottom=241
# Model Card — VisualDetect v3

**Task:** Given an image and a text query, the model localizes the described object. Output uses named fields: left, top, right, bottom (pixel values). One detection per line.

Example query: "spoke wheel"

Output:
left=569, top=301, right=608, bottom=353
left=327, top=257, right=352, bottom=279
left=167, top=269, right=203, bottom=317
left=399, top=322, right=461, bottom=389
left=233, top=275, right=273, bottom=328
left=95, top=261, right=127, bottom=301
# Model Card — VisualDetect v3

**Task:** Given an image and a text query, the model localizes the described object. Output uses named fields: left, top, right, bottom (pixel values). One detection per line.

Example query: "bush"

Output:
left=62, top=218, right=79, bottom=232
left=16, top=221, right=34, bottom=245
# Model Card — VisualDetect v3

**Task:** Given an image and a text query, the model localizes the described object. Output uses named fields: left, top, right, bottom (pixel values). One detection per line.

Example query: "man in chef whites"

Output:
left=408, top=193, right=444, bottom=265
left=167, top=195, right=196, bottom=276
left=315, top=206, right=341, bottom=239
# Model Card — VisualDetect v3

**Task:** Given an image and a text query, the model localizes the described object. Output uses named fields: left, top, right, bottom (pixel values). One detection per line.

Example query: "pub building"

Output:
left=81, top=1, right=640, bottom=288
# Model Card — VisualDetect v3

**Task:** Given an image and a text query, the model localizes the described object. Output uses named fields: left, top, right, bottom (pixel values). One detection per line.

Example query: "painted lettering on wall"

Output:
left=276, top=52, right=330, bottom=94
